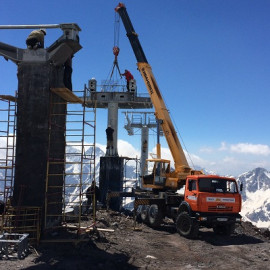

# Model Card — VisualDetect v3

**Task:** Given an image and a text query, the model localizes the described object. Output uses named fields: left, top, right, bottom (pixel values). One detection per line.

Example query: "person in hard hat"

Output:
left=122, top=69, right=134, bottom=91
left=26, top=29, right=46, bottom=49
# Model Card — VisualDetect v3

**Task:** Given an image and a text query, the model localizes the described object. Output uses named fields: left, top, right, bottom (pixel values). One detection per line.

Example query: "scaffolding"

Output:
left=0, top=87, right=96, bottom=243
left=0, top=96, right=41, bottom=244
left=0, top=95, right=17, bottom=205
left=45, top=86, right=96, bottom=234
left=1, top=206, right=41, bottom=244
left=122, top=157, right=139, bottom=209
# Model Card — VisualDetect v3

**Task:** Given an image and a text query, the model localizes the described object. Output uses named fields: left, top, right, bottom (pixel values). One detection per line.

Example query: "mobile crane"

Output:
left=115, top=3, right=242, bottom=238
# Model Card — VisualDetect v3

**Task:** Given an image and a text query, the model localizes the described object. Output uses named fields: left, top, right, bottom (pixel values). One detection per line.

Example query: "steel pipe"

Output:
left=0, top=24, right=60, bottom=29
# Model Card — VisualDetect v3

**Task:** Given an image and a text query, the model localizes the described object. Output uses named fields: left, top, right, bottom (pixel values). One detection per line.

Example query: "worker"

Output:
left=26, top=29, right=46, bottom=49
left=122, top=69, right=134, bottom=91
left=86, top=180, right=100, bottom=213
left=63, top=55, right=73, bottom=91
left=106, top=125, right=114, bottom=155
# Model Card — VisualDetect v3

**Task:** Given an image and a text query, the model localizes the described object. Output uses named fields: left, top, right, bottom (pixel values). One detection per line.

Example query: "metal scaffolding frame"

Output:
left=0, top=95, right=17, bottom=205
left=0, top=95, right=41, bottom=244
left=122, top=157, right=139, bottom=208
left=45, top=86, right=96, bottom=234
left=1, top=206, right=41, bottom=244
left=0, top=87, right=96, bottom=243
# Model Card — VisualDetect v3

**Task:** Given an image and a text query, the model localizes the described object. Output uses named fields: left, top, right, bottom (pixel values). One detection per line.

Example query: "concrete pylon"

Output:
left=0, top=24, right=82, bottom=230
left=99, top=156, right=124, bottom=210
left=123, top=111, right=157, bottom=180
left=141, top=126, right=149, bottom=177
left=106, top=102, right=118, bottom=156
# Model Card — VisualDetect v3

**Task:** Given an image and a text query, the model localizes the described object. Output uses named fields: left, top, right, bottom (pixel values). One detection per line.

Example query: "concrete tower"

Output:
left=0, top=24, right=82, bottom=229
left=86, top=80, right=152, bottom=210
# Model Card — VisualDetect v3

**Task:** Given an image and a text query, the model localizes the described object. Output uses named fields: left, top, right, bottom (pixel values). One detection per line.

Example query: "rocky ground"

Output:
left=1, top=210, right=270, bottom=270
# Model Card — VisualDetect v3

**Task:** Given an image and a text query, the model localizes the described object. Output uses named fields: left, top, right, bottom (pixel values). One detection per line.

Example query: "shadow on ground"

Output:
left=23, top=241, right=137, bottom=270
left=198, top=230, right=264, bottom=246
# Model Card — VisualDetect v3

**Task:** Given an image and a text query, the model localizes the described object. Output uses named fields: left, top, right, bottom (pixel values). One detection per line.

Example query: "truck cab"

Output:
left=177, top=175, right=242, bottom=237
left=142, top=159, right=171, bottom=188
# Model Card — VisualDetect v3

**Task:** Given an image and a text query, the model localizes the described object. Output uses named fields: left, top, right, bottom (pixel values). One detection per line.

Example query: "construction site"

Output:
left=0, top=2, right=270, bottom=270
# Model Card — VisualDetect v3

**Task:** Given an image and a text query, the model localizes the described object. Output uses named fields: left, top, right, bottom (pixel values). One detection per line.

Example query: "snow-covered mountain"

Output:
left=65, top=145, right=103, bottom=204
left=65, top=145, right=138, bottom=204
left=237, top=168, right=270, bottom=229
left=1, top=143, right=269, bottom=230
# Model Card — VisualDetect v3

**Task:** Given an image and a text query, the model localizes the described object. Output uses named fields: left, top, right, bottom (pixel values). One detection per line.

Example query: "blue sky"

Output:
left=0, top=0, right=269, bottom=176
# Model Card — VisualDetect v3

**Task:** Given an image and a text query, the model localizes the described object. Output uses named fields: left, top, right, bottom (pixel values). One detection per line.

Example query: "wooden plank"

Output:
left=65, top=224, right=114, bottom=233
left=0, top=95, right=17, bottom=102
left=40, top=239, right=90, bottom=243
left=0, top=166, right=13, bottom=169
left=51, top=88, right=83, bottom=104
left=85, top=228, right=115, bottom=233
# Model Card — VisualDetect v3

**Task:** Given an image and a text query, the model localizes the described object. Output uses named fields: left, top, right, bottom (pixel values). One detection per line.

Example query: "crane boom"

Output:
left=113, top=5, right=241, bottom=238
left=116, top=3, right=191, bottom=174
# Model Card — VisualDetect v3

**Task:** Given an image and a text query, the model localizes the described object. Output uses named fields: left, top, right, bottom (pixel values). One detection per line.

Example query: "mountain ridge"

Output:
left=0, top=145, right=269, bottom=229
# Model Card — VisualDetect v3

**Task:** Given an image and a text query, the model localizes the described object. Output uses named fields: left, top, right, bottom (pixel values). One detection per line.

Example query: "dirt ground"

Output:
left=1, top=210, right=270, bottom=270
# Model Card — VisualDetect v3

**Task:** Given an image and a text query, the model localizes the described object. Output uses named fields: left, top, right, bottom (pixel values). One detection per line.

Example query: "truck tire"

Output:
left=148, top=204, right=164, bottom=228
left=176, top=212, right=199, bottom=239
left=140, top=205, right=149, bottom=224
left=136, top=205, right=143, bottom=222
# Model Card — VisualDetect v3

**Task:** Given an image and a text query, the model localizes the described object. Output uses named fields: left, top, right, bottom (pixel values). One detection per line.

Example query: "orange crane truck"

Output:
left=115, top=3, right=242, bottom=238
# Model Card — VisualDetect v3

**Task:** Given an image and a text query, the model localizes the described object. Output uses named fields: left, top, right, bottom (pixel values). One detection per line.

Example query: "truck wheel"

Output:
left=148, top=204, right=164, bottom=228
left=140, top=205, right=149, bottom=224
left=176, top=212, right=199, bottom=239
left=136, top=205, right=143, bottom=222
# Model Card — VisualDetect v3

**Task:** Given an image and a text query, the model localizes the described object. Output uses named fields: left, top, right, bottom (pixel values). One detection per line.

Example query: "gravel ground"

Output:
left=1, top=210, right=270, bottom=270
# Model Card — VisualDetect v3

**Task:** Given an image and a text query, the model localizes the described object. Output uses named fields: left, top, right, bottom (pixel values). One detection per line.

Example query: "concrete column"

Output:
left=14, top=62, right=66, bottom=229
left=106, top=102, right=118, bottom=156
left=141, top=126, right=149, bottom=178
left=0, top=27, right=81, bottom=234
left=14, top=62, right=51, bottom=208
left=99, top=156, right=124, bottom=211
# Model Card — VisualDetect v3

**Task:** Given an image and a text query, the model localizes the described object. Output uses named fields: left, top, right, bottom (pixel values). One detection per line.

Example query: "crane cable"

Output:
left=109, top=12, right=122, bottom=81
left=114, top=11, right=120, bottom=48
left=163, top=98, right=196, bottom=169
